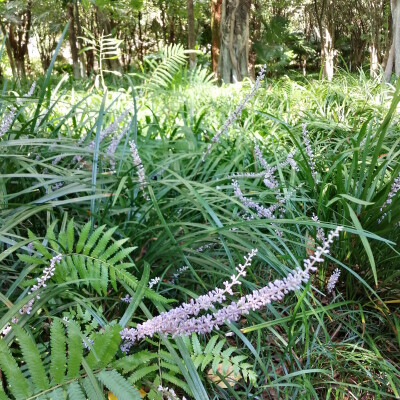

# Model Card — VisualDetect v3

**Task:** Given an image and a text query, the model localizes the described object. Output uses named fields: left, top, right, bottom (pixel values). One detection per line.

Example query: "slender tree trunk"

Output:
left=0, top=23, right=17, bottom=80
left=211, top=0, right=222, bottom=76
left=370, top=43, right=379, bottom=78
left=74, top=1, right=87, bottom=79
left=322, top=27, right=334, bottom=81
left=138, top=11, right=143, bottom=61
left=385, top=0, right=400, bottom=80
left=218, top=0, right=251, bottom=83
left=67, top=3, right=81, bottom=79
left=187, top=0, right=196, bottom=68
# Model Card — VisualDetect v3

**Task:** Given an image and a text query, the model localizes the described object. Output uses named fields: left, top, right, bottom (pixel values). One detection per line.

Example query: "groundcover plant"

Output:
left=1, top=37, right=400, bottom=400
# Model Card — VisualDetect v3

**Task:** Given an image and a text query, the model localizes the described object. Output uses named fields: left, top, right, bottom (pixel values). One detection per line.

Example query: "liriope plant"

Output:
left=0, top=319, right=142, bottom=400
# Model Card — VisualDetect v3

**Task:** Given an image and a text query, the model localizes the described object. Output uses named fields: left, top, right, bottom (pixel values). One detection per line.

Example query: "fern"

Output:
left=0, top=320, right=142, bottom=400
left=145, top=44, right=187, bottom=91
left=19, top=220, right=168, bottom=303
left=188, top=333, right=257, bottom=385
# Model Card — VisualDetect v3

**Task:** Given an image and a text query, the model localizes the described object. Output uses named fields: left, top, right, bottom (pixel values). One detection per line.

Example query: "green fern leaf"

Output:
left=100, top=238, right=129, bottom=261
left=28, top=230, right=52, bottom=259
left=58, top=232, right=67, bottom=251
left=82, top=225, right=106, bottom=255
left=204, top=335, right=218, bottom=354
left=76, top=221, right=91, bottom=253
left=91, top=226, right=117, bottom=258
left=211, top=356, right=222, bottom=373
left=66, top=219, right=75, bottom=253
left=191, top=333, right=202, bottom=355
left=113, top=351, right=157, bottom=374
left=212, top=339, right=226, bottom=356
left=48, top=388, right=65, bottom=400
left=50, top=319, right=67, bottom=384
left=107, top=247, right=136, bottom=265
left=221, top=347, right=236, bottom=359
left=86, top=325, right=121, bottom=369
left=0, top=392, right=11, bottom=400
left=97, top=370, right=142, bottom=400
left=161, top=372, right=191, bottom=396
left=67, top=322, right=83, bottom=378
left=73, top=254, right=88, bottom=284
left=13, top=324, right=49, bottom=392
left=0, top=336, right=32, bottom=399
left=67, top=381, right=86, bottom=400
left=200, top=353, right=213, bottom=372
left=160, top=361, right=180, bottom=374
left=128, top=365, right=159, bottom=384
left=81, top=376, right=102, bottom=400
left=65, top=255, right=78, bottom=281
left=46, top=221, right=59, bottom=252
left=101, top=263, right=108, bottom=295
left=17, top=254, right=47, bottom=265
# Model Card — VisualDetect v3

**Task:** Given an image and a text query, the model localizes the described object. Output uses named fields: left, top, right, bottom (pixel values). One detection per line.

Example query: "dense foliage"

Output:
left=0, top=36, right=400, bottom=400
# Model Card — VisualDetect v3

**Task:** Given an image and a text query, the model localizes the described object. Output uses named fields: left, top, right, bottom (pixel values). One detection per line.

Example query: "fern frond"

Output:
left=128, top=365, right=159, bottom=384
left=50, top=319, right=67, bottom=384
left=86, top=325, right=121, bottom=370
left=76, top=221, right=91, bottom=253
left=97, top=370, right=142, bottom=400
left=82, top=225, right=106, bottom=255
left=12, top=324, right=49, bottom=392
left=91, top=226, right=117, bottom=258
left=0, top=336, right=32, bottom=399
left=113, top=351, right=158, bottom=374
left=66, top=219, right=75, bottom=253
left=48, top=388, right=65, bottom=400
left=161, top=372, right=192, bottom=396
left=67, top=322, right=83, bottom=378
left=67, top=381, right=86, bottom=400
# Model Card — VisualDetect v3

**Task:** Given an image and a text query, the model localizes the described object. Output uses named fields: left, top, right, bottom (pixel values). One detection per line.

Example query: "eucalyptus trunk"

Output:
left=218, top=0, right=251, bottom=83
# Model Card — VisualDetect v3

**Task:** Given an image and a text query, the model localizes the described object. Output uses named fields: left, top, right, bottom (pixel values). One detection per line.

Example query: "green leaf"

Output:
left=347, top=204, right=377, bottom=285
left=50, top=319, right=67, bottom=384
left=97, top=370, right=142, bottom=400
left=13, top=324, right=49, bottom=391
left=0, top=336, right=32, bottom=399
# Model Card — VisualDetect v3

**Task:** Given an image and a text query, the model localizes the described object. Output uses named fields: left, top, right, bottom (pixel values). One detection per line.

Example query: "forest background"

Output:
left=0, top=0, right=397, bottom=83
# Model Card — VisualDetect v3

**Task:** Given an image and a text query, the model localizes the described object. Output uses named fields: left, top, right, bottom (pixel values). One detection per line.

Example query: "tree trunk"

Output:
left=0, top=23, right=17, bottom=80
left=74, top=1, right=87, bottom=79
left=370, top=43, right=379, bottom=78
left=211, top=0, right=222, bottom=76
left=7, top=0, right=31, bottom=79
left=218, top=0, right=251, bottom=83
left=67, top=3, right=81, bottom=79
left=322, top=27, right=334, bottom=81
left=385, top=0, right=400, bottom=80
left=187, top=0, right=196, bottom=69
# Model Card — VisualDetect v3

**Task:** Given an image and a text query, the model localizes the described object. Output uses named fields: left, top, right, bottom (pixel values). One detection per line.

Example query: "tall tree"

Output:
left=187, top=0, right=196, bottom=68
left=211, top=0, right=222, bottom=76
left=7, top=0, right=32, bottom=78
left=218, top=0, right=251, bottom=83
left=385, top=0, right=400, bottom=80
left=66, top=2, right=81, bottom=79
